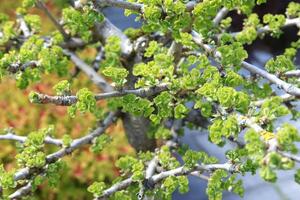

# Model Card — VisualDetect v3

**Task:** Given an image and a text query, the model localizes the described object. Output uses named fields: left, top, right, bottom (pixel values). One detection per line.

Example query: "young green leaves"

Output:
left=207, top=170, right=244, bottom=200
left=263, top=14, right=285, bottom=38
left=0, top=36, right=68, bottom=89
left=68, top=88, right=100, bottom=118
left=209, top=115, right=240, bottom=146
left=62, top=6, right=103, bottom=42
left=16, top=126, right=54, bottom=168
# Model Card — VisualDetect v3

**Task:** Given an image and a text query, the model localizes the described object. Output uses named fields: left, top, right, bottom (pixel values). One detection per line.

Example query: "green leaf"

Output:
left=265, top=55, right=295, bottom=73
left=91, top=134, right=111, bottom=154
left=286, top=2, right=300, bottom=18
left=209, top=116, right=239, bottom=146
left=22, top=0, right=36, bottom=8
left=46, top=161, right=66, bottom=187
left=216, top=86, right=236, bottom=108
left=174, top=104, right=189, bottom=119
left=87, top=181, right=106, bottom=197
left=244, top=129, right=265, bottom=162
left=263, top=14, right=286, bottom=38
left=260, top=166, right=277, bottom=182
left=144, top=41, right=161, bottom=57
left=295, top=169, right=300, bottom=184
left=277, top=124, right=300, bottom=153
left=259, top=96, right=290, bottom=121
left=206, top=169, right=227, bottom=200
left=24, top=14, right=41, bottom=33
left=53, top=80, right=71, bottom=96
left=62, top=134, right=72, bottom=147
left=102, top=67, right=128, bottom=86
left=0, top=165, right=16, bottom=189
left=62, top=6, right=103, bottom=42
left=177, top=176, right=189, bottom=194
left=217, top=42, right=248, bottom=68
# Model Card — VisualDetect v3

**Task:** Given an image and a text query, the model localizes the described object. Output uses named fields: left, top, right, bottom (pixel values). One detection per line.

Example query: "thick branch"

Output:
left=94, top=18, right=133, bottom=57
left=213, top=7, right=229, bottom=26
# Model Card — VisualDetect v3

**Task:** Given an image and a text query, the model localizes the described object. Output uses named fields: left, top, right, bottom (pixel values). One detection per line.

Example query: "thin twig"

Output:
left=32, top=83, right=169, bottom=106
left=230, top=17, right=300, bottom=38
left=9, top=182, right=32, bottom=199
left=284, top=69, right=300, bottom=78
left=0, top=133, right=63, bottom=146
left=253, top=93, right=295, bottom=107
left=278, top=151, right=300, bottom=163
left=63, top=49, right=113, bottom=92
left=36, top=0, right=69, bottom=40
left=8, top=61, right=39, bottom=73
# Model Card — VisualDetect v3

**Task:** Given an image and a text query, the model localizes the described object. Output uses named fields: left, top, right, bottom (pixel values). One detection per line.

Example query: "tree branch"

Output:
left=17, top=15, right=31, bottom=38
left=94, top=0, right=198, bottom=12
left=32, top=84, right=169, bottom=106
left=213, top=7, right=229, bottom=26
left=95, top=162, right=237, bottom=199
left=236, top=114, right=278, bottom=152
left=253, top=93, right=295, bottom=107
left=13, top=112, right=118, bottom=183
left=8, top=61, right=39, bottom=73
left=35, top=0, right=69, bottom=40
left=241, top=61, right=300, bottom=96
left=230, top=17, right=300, bottom=38
left=96, top=177, right=133, bottom=199
left=63, top=49, right=113, bottom=92
left=92, top=46, right=104, bottom=71
left=94, top=18, right=133, bottom=57
left=278, top=151, right=300, bottom=163
left=284, top=69, right=300, bottom=78
left=95, top=0, right=143, bottom=12
left=0, top=132, right=63, bottom=146
left=9, top=182, right=32, bottom=199
left=191, top=30, right=300, bottom=97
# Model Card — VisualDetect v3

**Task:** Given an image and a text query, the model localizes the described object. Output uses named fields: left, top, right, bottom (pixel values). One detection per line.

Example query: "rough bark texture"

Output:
left=122, top=114, right=156, bottom=152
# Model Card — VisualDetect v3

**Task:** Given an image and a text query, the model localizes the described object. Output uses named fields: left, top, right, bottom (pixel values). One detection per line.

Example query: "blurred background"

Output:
left=0, top=0, right=300, bottom=199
